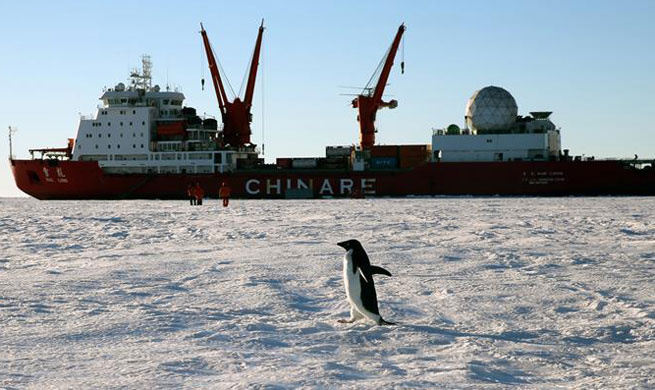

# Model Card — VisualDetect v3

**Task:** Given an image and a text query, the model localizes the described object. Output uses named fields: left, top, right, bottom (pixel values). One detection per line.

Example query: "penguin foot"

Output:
left=338, top=318, right=356, bottom=324
left=377, top=318, right=396, bottom=326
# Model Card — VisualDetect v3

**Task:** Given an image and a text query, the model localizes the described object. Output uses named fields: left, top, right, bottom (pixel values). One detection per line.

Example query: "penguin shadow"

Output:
left=392, top=323, right=551, bottom=346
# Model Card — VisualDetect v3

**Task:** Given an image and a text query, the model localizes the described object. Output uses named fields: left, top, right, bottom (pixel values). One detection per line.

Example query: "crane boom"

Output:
left=372, top=24, right=405, bottom=103
left=200, top=22, right=264, bottom=147
left=353, top=24, right=406, bottom=149
left=200, top=23, right=229, bottom=113
left=244, top=20, right=264, bottom=108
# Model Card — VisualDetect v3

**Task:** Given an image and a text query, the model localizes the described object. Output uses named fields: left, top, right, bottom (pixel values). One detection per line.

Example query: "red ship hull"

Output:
left=10, top=158, right=655, bottom=199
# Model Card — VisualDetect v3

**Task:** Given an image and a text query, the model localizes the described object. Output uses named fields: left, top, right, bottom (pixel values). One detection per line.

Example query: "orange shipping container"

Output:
left=399, top=144, right=429, bottom=158
left=370, top=145, right=399, bottom=158
left=399, top=156, right=428, bottom=169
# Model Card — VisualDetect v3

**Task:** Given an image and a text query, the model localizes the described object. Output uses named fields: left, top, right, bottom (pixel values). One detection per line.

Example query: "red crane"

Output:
left=352, top=24, right=406, bottom=149
left=200, top=21, right=264, bottom=147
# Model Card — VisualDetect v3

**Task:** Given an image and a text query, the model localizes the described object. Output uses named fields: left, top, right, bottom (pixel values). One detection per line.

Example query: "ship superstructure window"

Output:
left=108, top=122, right=111, bottom=126
left=133, top=144, right=136, bottom=149
left=142, top=121, right=145, bottom=126
left=133, top=110, right=136, bottom=114
left=141, top=144, right=144, bottom=148
left=99, top=134, right=102, bottom=138
left=120, top=122, right=123, bottom=126
left=129, top=122, right=133, bottom=126
left=108, top=134, right=111, bottom=138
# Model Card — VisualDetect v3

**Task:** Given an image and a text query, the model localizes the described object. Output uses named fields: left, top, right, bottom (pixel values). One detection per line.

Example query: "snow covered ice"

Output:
left=1, top=197, right=654, bottom=389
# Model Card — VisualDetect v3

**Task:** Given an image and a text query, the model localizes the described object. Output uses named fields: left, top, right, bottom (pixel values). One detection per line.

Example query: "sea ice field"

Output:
left=1, top=197, right=654, bottom=389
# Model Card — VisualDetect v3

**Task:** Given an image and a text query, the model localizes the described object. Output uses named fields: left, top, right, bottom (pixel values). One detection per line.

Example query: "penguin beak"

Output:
left=337, top=241, right=348, bottom=250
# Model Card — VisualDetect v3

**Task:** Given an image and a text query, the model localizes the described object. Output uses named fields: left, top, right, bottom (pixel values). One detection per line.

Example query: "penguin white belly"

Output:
left=343, top=250, right=379, bottom=322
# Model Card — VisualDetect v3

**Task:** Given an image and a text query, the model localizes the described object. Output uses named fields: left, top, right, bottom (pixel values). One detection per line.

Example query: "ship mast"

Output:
left=130, top=55, right=152, bottom=90
left=8, top=126, right=17, bottom=160
left=200, top=21, right=264, bottom=147
left=352, top=24, right=406, bottom=149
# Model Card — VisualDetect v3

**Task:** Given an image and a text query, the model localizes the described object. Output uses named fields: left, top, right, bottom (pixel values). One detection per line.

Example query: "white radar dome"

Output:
left=115, top=82, right=125, bottom=91
left=465, top=86, right=518, bottom=132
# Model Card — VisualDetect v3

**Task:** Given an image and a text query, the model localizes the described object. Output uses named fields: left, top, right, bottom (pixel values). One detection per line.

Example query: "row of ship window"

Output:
left=100, top=109, right=137, bottom=115
left=84, top=132, right=144, bottom=138
left=91, top=121, right=146, bottom=127
left=78, top=144, right=145, bottom=150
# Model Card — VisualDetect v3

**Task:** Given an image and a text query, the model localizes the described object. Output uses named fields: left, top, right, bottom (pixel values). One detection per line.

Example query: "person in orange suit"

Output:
left=194, top=182, right=204, bottom=206
left=219, top=181, right=232, bottom=207
left=187, top=183, right=196, bottom=206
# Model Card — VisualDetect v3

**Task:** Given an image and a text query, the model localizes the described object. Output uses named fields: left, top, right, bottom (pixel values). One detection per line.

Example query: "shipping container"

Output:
left=399, top=144, right=429, bottom=158
left=399, top=156, right=428, bottom=169
left=276, top=158, right=292, bottom=169
left=292, top=158, right=318, bottom=169
left=237, top=158, right=264, bottom=169
left=370, top=156, right=398, bottom=169
left=370, top=145, right=400, bottom=158
left=326, top=146, right=353, bottom=158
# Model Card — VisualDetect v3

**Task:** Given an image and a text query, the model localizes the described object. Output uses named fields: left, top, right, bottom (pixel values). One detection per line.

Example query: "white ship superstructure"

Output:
left=432, top=86, right=562, bottom=162
left=71, top=56, right=258, bottom=175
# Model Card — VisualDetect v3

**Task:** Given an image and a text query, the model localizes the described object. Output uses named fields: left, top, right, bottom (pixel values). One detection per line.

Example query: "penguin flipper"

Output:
left=370, top=265, right=392, bottom=277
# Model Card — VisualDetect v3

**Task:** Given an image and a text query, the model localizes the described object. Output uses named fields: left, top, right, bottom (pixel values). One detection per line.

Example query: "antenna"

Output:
left=8, top=126, right=18, bottom=160
left=130, top=54, right=153, bottom=90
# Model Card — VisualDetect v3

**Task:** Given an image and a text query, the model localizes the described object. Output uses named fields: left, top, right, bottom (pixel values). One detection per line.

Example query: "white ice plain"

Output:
left=1, top=197, right=654, bottom=389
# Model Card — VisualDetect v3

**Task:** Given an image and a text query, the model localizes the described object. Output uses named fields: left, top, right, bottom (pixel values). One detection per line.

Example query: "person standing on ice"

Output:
left=219, top=181, right=231, bottom=207
left=194, top=182, right=204, bottom=206
left=187, top=183, right=196, bottom=206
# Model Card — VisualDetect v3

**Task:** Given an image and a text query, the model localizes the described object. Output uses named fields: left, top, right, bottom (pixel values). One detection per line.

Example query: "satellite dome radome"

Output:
left=465, top=86, right=518, bottom=133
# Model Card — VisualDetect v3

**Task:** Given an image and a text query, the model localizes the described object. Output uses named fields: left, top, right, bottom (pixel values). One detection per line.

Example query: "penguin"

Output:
left=336, top=239, right=394, bottom=325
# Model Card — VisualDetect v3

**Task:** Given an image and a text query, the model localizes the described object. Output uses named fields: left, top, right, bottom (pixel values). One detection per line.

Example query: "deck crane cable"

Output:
left=261, top=37, right=265, bottom=156
left=401, top=32, right=405, bottom=74
left=200, top=38, right=205, bottom=90
left=211, top=44, right=237, bottom=99
left=238, top=48, right=256, bottom=99
left=362, top=44, right=393, bottom=96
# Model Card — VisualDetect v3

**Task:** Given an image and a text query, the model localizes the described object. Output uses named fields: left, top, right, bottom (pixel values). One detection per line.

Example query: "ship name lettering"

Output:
left=266, top=179, right=282, bottom=195
left=339, top=179, right=354, bottom=195
left=319, top=179, right=334, bottom=195
left=245, top=177, right=376, bottom=196
left=362, top=178, right=376, bottom=195
left=245, top=179, right=260, bottom=195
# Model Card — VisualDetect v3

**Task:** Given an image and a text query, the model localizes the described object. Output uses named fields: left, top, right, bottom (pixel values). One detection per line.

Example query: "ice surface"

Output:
left=1, top=197, right=654, bottom=389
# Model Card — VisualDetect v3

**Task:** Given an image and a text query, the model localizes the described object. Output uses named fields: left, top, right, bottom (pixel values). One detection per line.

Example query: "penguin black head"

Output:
left=337, top=239, right=364, bottom=252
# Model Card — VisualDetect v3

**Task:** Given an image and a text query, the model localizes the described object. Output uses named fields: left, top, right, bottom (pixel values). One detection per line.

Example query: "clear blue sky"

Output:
left=2, top=0, right=654, bottom=196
